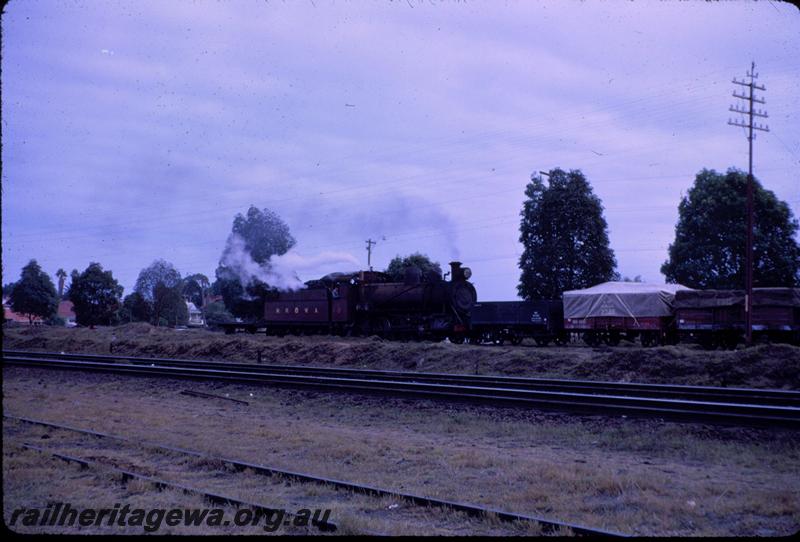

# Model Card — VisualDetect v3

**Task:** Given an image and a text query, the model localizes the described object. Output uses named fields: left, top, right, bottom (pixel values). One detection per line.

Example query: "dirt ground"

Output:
left=3, top=365, right=799, bottom=536
left=4, top=323, right=800, bottom=389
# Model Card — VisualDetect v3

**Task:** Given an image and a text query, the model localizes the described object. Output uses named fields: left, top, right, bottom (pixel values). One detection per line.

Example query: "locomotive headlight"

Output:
left=462, top=267, right=472, bottom=280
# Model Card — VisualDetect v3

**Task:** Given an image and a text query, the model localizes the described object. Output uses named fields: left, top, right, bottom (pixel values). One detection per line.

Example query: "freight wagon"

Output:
left=675, top=287, right=800, bottom=348
left=563, top=282, right=690, bottom=346
left=468, top=300, right=566, bottom=345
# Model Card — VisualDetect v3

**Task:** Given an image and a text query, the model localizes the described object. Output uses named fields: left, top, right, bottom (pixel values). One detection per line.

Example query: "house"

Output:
left=186, top=301, right=205, bottom=327
left=57, top=300, right=78, bottom=327
left=2, top=297, right=43, bottom=326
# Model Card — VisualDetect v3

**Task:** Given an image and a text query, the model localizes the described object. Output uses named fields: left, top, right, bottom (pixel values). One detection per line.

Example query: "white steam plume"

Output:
left=222, top=234, right=360, bottom=292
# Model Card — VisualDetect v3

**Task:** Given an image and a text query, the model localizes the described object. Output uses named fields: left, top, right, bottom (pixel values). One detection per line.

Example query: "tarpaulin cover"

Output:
left=563, top=282, right=691, bottom=319
left=674, top=288, right=800, bottom=309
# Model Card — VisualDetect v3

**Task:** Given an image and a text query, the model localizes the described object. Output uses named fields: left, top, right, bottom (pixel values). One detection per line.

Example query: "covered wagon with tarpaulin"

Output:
left=674, top=287, right=800, bottom=348
left=563, top=282, right=691, bottom=346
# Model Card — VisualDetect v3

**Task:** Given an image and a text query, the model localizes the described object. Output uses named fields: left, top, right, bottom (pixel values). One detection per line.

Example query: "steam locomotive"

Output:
left=222, top=262, right=477, bottom=341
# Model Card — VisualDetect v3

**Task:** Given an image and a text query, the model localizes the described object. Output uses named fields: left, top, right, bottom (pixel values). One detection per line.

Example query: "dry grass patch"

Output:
left=5, top=324, right=799, bottom=388
left=4, top=366, right=799, bottom=536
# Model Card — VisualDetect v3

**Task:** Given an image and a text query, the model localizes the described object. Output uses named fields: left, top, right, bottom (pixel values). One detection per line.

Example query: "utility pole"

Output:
left=365, top=238, right=377, bottom=271
left=728, top=61, right=769, bottom=346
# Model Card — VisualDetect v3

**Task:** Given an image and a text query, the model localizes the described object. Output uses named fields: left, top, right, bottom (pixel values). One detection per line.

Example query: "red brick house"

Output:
left=57, top=300, right=77, bottom=327
left=2, top=297, right=43, bottom=326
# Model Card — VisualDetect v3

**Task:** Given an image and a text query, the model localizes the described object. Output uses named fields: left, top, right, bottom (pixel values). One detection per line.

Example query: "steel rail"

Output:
left=6, top=415, right=625, bottom=537
left=4, top=355, right=800, bottom=427
left=20, top=444, right=339, bottom=533
left=5, top=349, right=799, bottom=406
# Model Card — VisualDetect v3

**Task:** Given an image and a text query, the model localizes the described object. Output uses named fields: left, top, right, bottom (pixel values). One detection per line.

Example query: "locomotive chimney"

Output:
left=449, top=261, right=463, bottom=281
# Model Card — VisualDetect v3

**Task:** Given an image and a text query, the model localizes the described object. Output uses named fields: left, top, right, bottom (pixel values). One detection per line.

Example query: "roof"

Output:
left=57, top=300, right=76, bottom=318
left=563, top=281, right=690, bottom=296
left=3, top=303, right=43, bottom=323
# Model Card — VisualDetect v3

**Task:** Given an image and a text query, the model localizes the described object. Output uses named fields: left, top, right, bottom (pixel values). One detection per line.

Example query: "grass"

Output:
left=4, top=323, right=800, bottom=388
left=3, top=363, right=799, bottom=536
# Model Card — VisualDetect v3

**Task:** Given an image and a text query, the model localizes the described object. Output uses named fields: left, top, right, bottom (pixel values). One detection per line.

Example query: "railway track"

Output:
left=5, top=415, right=625, bottom=537
left=20, top=443, right=339, bottom=533
left=4, top=350, right=800, bottom=427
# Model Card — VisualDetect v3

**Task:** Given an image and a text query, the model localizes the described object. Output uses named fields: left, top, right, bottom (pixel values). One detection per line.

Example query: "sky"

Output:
left=2, top=0, right=798, bottom=301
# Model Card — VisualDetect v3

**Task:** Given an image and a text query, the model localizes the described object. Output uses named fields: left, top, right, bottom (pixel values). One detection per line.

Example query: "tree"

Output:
left=203, top=301, right=235, bottom=328
left=56, top=268, right=67, bottom=299
left=661, top=168, right=800, bottom=289
left=385, top=253, right=442, bottom=281
left=228, top=205, right=296, bottom=263
left=183, top=273, right=210, bottom=308
left=154, top=282, right=189, bottom=326
left=2, top=282, right=16, bottom=299
left=214, top=206, right=296, bottom=319
left=9, top=260, right=58, bottom=324
left=68, top=263, right=124, bottom=327
left=120, top=292, right=152, bottom=323
left=133, top=260, right=186, bottom=326
left=518, top=168, right=617, bottom=300
left=62, top=269, right=79, bottom=301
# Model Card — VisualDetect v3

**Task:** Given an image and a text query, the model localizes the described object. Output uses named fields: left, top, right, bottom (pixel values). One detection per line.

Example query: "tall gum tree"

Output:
left=214, top=205, right=296, bottom=319
left=518, top=168, right=617, bottom=300
left=661, top=168, right=800, bottom=289
left=133, top=259, right=187, bottom=326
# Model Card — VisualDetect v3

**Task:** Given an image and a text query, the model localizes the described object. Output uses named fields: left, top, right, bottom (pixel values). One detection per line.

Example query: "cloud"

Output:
left=2, top=1, right=798, bottom=300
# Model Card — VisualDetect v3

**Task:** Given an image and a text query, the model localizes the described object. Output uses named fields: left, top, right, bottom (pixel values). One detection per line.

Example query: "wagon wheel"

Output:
left=641, top=332, right=661, bottom=347
left=534, top=337, right=550, bottom=347
left=583, top=332, right=600, bottom=347
left=510, top=335, right=524, bottom=346
left=723, top=333, right=740, bottom=350
left=376, top=318, right=393, bottom=339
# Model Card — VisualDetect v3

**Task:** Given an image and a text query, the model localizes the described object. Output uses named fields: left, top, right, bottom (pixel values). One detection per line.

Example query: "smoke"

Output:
left=221, top=234, right=360, bottom=291
left=308, top=194, right=462, bottom=261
